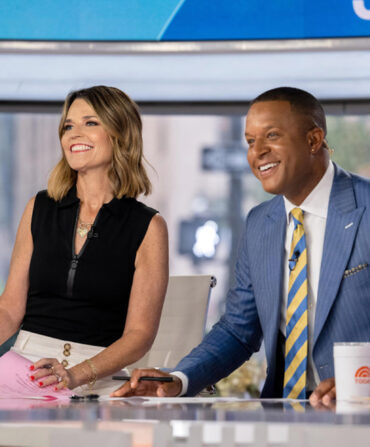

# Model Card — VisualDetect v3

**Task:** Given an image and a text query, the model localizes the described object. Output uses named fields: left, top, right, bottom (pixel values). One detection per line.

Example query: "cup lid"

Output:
left=334, top=342, right=370, bottom=346
left=334, top=342, right=370, bottom=356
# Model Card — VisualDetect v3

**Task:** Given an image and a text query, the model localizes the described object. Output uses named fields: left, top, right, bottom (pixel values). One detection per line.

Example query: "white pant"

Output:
left=12, top=330, right=127, bottom=396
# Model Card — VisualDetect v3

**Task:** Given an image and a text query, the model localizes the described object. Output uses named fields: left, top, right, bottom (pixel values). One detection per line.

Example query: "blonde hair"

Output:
left=48, top=85, right=152, bottom=200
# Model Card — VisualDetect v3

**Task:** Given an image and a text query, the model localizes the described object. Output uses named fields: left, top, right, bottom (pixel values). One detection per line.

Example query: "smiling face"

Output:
left=60, top=98, right=113, bottom=174
left=245, top=100, right=326, bottom=205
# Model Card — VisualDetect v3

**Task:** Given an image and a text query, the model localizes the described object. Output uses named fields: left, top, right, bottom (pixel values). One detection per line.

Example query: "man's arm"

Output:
left=174, top=319, right=259, bottom=396
left=111, top=214, right=264, bottom=397
left=111, top=323, right=258, bottom=398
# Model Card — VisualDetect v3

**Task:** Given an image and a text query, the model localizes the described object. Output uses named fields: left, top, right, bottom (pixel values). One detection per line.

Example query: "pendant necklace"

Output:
left=77, top=220, right=93, bottom=238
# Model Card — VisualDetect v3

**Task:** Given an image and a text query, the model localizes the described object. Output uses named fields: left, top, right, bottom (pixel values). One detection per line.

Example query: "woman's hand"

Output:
left=30, top=358, right=78, bottom=390
left=110, top=368, right=182, bottom=398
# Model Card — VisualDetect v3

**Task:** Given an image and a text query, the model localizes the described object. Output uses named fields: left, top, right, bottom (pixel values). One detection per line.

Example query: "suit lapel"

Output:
left=314, top=165, right=365, bottom=345
left=262, top=197, right=286, bottom=363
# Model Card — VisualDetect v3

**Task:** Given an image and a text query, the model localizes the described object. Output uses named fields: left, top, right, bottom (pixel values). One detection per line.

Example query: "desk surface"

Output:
left=0, top=397, right=369, bottom=425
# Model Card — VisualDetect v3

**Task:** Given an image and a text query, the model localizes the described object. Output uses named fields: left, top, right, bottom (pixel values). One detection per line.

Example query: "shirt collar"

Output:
left=57, top=184, right=133, bottom=216
left=57, top=185, right=80, bottom=208
left=283, top=161, right=334, bottom=223
left=103, top=196, right=134, bottom=216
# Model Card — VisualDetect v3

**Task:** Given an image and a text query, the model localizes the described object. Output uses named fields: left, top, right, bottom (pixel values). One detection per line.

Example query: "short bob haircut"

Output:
left=48, top=85, right=152, bottom=201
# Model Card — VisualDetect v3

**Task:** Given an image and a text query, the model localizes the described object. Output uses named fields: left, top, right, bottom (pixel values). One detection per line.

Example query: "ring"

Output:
left=56, top=375, right=63, bottom=383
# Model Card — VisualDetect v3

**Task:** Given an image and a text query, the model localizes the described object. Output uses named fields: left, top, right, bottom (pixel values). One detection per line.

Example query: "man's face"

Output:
left=245, top=100, right=320, bottom=205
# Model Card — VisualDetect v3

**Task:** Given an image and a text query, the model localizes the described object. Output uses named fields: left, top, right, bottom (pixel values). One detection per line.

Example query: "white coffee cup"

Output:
left=334, top=342, right=370, bottom=401
left=336, top=400, right=369, bottom=414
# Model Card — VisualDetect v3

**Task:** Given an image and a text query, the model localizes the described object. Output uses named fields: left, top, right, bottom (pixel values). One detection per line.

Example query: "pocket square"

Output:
left=343, top=263, right=368, bottom=279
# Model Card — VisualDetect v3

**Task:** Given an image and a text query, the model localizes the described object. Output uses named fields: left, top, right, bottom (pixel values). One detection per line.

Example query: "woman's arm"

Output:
left=35, top=213, right=169, bottom=389
left=0, top=198, right=34, bottom=345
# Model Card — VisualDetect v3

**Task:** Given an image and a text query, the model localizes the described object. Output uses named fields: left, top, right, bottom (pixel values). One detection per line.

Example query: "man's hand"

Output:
left=110, top=368, right=182, bottom=397
left=309, top=377, right=336, bottom=407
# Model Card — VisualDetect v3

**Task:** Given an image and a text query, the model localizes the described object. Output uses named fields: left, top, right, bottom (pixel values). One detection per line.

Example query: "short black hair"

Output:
left=251, top=87, right=327, bottom=136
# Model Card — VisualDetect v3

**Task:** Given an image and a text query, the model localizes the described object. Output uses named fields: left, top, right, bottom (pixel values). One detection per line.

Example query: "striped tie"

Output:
left=283, top=207, right=308, bottom=399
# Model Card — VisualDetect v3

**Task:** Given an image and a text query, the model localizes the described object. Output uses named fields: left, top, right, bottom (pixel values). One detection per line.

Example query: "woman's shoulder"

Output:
left=115, top=196, right=158, bottom=220
left=33, top=189, right=74, bottom=208
left=30, top=190, right=61, bottom=224
left=130, top=198, right=158, bottom=218
left=34, top=189, right=54, bottom=204
left=119, top=198, right=162, bottom=240
left=133, top=200, right=167, bottom=232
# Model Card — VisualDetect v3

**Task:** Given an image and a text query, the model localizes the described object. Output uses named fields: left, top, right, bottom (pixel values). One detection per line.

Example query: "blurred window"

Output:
left=0, top=112, right=369, bottom=327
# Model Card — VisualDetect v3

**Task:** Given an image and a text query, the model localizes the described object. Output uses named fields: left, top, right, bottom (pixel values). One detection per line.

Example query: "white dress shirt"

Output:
left=175, top=161, right=335, bottom=396
left=281, top=161, right=334, bottom=391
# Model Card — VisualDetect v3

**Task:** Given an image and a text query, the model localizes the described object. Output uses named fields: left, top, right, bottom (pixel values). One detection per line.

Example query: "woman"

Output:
left=0, top=86, right=168, bottom=395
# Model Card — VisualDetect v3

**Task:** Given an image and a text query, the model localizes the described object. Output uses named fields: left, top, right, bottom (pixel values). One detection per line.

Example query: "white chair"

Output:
left=128, top=274, right=216, bottom=370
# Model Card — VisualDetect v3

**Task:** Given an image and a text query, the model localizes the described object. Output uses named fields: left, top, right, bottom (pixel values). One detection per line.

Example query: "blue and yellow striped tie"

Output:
left=283, top=207, right=308, bottom=399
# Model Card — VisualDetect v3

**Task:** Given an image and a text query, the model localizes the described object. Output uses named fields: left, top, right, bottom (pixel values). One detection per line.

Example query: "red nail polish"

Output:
left=30, top=375, right=35, bottom=381
left=54, top=387, right=58, bottom=391
left=38, top=381, right=43, bottom=387
left=29, top=365, right=35, bottom=371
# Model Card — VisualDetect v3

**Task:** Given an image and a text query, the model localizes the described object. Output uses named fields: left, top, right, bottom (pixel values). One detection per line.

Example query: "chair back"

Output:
left=128, top=274, right=216, bottom=370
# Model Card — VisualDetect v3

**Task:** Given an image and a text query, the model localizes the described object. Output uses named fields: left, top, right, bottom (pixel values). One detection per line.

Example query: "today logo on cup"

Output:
left=334, top=343, right=370, bottom=401
left=354, top=366, right=370, bottom=384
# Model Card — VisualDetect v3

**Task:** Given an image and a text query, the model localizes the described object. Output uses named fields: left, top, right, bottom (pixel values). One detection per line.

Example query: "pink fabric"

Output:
left=0, top=351, right=73, bottom=400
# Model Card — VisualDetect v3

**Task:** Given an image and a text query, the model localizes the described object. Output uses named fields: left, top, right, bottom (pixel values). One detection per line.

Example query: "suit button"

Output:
left=62, top=359, right=69, bottom=367
left=63, top=350, right=71, bottom=357
left=64, top=343, right=71, bottom=350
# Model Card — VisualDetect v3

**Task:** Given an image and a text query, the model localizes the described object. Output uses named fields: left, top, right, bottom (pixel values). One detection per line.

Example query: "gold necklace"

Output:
left=77, top=220, right=93, bottom=238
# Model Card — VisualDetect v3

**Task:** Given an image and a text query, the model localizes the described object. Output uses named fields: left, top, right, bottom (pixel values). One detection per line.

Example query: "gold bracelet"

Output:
left=86, top=359, right=98, bottom=389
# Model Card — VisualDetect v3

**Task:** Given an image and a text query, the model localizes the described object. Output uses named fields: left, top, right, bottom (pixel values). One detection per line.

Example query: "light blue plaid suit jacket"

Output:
left=175, top=163, right=370, bottom=397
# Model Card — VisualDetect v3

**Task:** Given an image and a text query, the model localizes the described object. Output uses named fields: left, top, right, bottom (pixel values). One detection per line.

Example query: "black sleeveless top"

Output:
left=22, top=187, right=158, bottom=347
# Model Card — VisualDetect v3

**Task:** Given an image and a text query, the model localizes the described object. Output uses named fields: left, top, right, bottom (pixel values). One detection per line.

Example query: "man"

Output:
left=112, top=87, right=370, bottom=404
